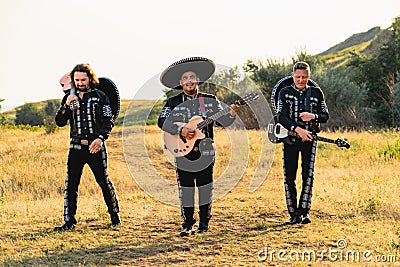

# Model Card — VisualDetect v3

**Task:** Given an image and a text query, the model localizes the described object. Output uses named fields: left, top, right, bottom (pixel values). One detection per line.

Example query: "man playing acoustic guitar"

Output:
left=277, top=62, right=329, bottom=225
left=158, top=57, right=239, bottom=236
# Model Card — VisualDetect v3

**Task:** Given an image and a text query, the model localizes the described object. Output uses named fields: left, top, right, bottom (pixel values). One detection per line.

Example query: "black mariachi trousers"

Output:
left=175, top=144, right=214, bottom=228
left=282, top=138, right=317, bottom=217
left=63, top=143, right=119, bottom=222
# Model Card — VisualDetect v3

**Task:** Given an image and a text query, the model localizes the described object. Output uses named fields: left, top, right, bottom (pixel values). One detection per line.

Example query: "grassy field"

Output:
left=0, top=124, right=400, bottom=266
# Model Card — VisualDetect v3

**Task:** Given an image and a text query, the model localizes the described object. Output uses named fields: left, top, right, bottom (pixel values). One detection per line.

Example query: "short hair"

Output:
left=293, top=62, right=310, bottom=72
left=70, top=63, right=99, bottom=89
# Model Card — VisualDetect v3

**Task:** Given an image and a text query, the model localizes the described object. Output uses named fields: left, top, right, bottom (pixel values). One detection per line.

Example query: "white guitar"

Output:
left=267, top=115, right=350, bottom=148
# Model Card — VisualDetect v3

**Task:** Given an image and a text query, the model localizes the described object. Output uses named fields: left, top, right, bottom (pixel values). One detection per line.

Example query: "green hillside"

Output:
left=1, top=99, right=164, bottom=126
left=318, top=25, right=390, bottom=68
left=318, top=26, right=382, bottom=56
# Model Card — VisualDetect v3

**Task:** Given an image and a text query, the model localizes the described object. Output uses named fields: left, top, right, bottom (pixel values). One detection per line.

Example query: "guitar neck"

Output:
left=194, top=93, right=258, bottom=130
left=288, top=131, right=336, bottom=144
left=196, top=106, right=232, bottom=129
left=316, top=136, right=336, bottom=144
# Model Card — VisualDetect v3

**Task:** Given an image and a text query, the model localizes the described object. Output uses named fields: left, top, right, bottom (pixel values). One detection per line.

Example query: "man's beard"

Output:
left=77, top=86, right=89, bottom=92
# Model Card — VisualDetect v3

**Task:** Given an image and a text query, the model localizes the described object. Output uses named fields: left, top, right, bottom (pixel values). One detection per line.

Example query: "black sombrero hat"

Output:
left=160, top=57, right=216, bottom=89
left=97, top=77, right=121, bottom=121
left=271, top=76, right=319, bottom=112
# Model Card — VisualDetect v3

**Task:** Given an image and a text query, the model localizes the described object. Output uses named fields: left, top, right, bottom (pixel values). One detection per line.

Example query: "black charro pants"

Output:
left=175, top=144, right=214, bottom=228
left=63, top=143, right=119, bottom=222
left=282, top=138, right=317, bottom=217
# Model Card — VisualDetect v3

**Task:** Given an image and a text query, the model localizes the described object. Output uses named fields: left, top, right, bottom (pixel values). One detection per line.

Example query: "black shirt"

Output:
left=55, top=89, right=113, bottom=140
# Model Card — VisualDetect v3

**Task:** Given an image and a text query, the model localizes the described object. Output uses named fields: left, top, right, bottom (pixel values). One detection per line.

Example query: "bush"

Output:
left=15, top=103, right=43, bottom=126
left=380, top=139, right=400, bottom=160
left=314, top=69, right=368, bottom=129
left=43, top=118, right=57, bottom=134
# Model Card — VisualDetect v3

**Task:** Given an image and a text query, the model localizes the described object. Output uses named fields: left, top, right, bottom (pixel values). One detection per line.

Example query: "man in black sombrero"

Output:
left=158, top=57, right=240, bottom=236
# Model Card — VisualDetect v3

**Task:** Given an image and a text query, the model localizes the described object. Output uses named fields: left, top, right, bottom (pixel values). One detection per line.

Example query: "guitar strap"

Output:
left=305, top=86, right=320, bottom=133
left=198, top=93, right=206, bottom=116
left=305, top=86, right=311, bottom=112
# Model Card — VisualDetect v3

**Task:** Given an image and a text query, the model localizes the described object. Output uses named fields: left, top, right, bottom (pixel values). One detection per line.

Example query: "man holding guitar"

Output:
left=276, top=62, right=329, bottom=225
left=158, top=57, right=239, bottom=237
left=54, top=64, right=121, bottom=230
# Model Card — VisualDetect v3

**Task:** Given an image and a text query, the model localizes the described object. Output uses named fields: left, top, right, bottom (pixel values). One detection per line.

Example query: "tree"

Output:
left=0, top=99, right=7, bottom=125
left=383, top=73, right=400, bottom=127
left=313, top=68, right=368, bottom=129
left=378, top=17, right=400, bottom=84
left=243, top=58, right=289, bottom=102
left=15, top=103, right=43, bottom=126
left=347, top=16, right=400, bottom=126
left=42, top=100, right=59, bottom=133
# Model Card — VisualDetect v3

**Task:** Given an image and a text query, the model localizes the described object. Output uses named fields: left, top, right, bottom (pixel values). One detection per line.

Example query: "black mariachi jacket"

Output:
left=55, top=89, right=114, bottom=141
left=277, top=85, right=329, bottom=133
left=158, top=92, right=236, bottom=141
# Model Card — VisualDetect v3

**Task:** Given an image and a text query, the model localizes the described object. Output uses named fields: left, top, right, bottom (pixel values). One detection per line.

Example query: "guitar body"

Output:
left=163, top=116, right=206, bottom=157
left=267, top=115, right=350, bottom=149
left=162, top=93, right=260, bottom=157
left=267, top=115, right=294, bottom=144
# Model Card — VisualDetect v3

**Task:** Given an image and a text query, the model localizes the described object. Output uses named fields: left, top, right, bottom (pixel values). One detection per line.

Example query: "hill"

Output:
left=318, top=26, right=383, bottom=56
left=317, top=25, right=390, bottom=67
left=1, top=99, right=62, bottom=122
left=1, top=99, right=163, bottom=126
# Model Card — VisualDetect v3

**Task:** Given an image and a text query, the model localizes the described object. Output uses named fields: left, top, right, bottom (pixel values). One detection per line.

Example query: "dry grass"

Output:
left=0, top=125, right=400, bottom=266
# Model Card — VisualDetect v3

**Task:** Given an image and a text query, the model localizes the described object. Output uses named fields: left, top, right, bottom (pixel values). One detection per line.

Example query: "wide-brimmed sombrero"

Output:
left=160, top=57, right=216, bottom=89
left=271, top=76, right=319, bottom=112
left=97, top=77, right=120, bottom=120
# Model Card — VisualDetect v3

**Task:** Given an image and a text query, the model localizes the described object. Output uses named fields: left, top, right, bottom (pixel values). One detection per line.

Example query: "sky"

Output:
left=0, top=0, right=399, bottom=111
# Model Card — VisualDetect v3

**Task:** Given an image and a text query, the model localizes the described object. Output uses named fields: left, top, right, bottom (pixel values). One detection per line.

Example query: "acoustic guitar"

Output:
left=163, top=93, right=259, bottom=157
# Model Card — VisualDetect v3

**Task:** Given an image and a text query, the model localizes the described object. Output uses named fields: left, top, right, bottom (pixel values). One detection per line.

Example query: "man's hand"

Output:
left=181, top=127, right=196, bottom=140
left=229, top=104, right=240, bottom=116
left=299, top=112, right=315, bottom=122
left=66, top=95, right=79, bottom=108
left=89, top=138, right=103, bottom=154
left=294, top=127, right=313, bottom=142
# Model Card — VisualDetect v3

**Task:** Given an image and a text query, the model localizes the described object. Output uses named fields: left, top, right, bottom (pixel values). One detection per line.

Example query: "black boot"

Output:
left=54, top=216, right=77, bottom=231
left=180, top=219, right=196, bottom=237
left=286, top=214, right=301, bottom=225
left=110, top=212, right=121, bottom=227
left=180, top=207, right=195, bottom=237
left=300, top=214, right=311, bottom=224
left=198, top=207, right=212, bottom=233
left=197, top=215, right=212, bottom=233
left=197, top=222, right=209, bottom=233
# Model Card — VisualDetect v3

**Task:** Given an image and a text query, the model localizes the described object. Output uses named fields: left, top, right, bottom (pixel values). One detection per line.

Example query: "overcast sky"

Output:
left=1, top=0, right=399, bottom=110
